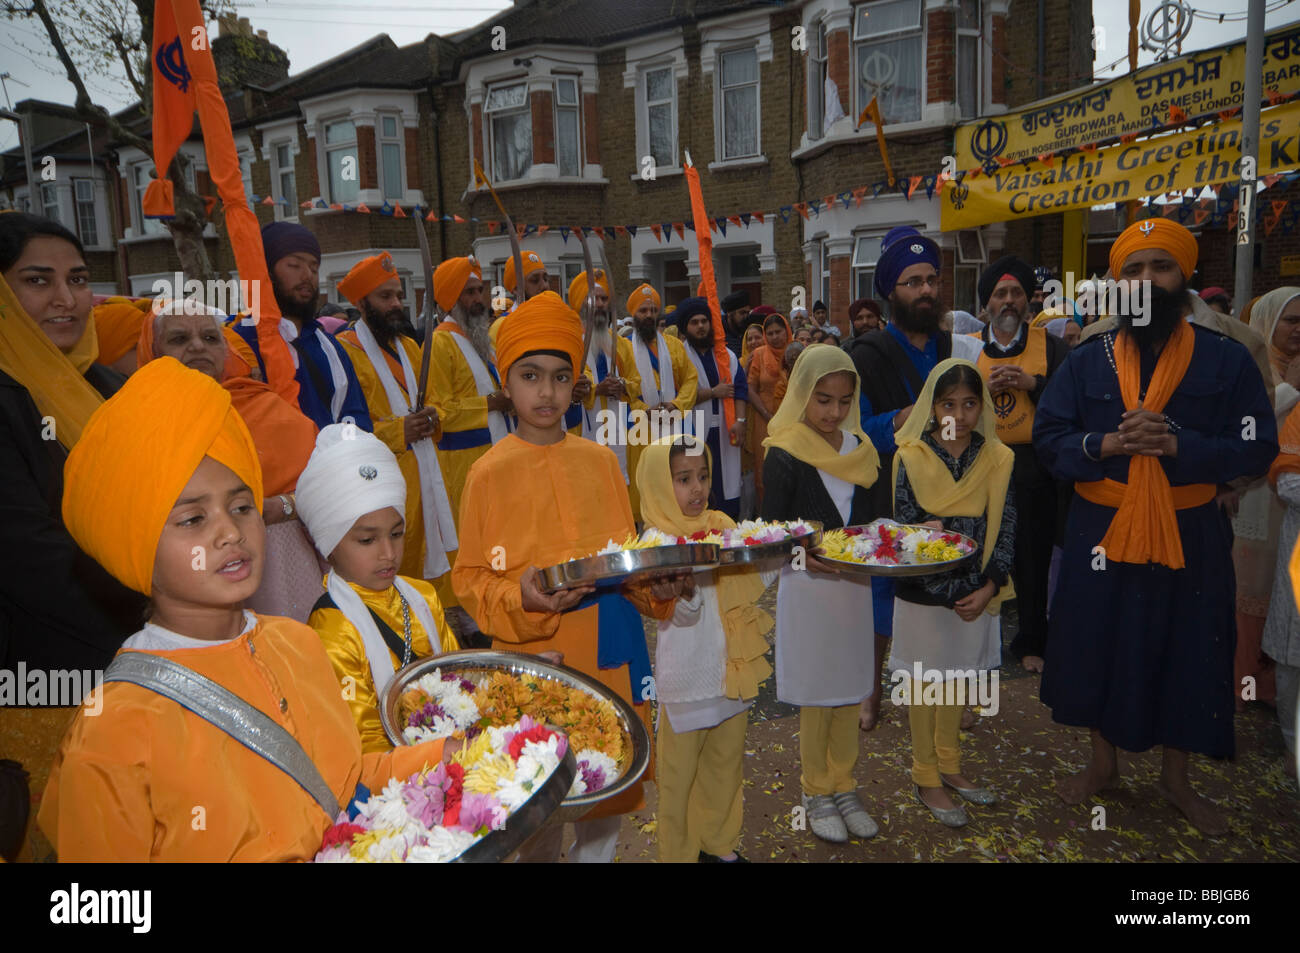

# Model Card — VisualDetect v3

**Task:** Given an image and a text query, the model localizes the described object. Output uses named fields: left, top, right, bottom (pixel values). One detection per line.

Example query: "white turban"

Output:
left=295, top=423, right=406, bottom=558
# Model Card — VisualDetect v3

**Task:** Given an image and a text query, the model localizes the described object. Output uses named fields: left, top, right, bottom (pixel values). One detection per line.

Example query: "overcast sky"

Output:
left=1, top=0, right=1297, bottom=153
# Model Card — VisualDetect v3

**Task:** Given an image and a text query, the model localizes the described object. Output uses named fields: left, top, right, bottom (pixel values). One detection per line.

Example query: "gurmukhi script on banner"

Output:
left=942, top=100, right=1300, bottom=230
left=954, top=21, right=1300, bottom=170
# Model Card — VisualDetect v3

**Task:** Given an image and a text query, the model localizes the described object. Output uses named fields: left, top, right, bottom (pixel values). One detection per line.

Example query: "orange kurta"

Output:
left=451, top=433, right=672, bottom=816
left=38, top=614, right=444, bottom=862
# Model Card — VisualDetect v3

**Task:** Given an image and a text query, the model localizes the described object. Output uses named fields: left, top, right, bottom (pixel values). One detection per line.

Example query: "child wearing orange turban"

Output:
left=452, top=290, right=686, bottom=863
left=42, top=357, right=449, bottom=861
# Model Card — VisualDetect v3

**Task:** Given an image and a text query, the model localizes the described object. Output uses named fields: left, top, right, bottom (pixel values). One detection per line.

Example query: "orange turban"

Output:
left=503, top=250, right=545, bottom=293
left=1108, top=218, right=1199, bottom=280
left=339, top=251, right=400, bottom=307
left=495, top=291, right=584, bottom=377
left=566, top=268, right=609, bottom=313
left=433, top=256, right=483, bottom=312
left=93, top=298, right=151, bottom=365
left=627, top=283, right=661, bottom=315
left=62, top=356, right=263, bottom=596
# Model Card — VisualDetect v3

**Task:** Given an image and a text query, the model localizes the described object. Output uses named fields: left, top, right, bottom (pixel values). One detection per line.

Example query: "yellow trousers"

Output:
left=907, top=682, right=963, bottom=787
left=655, top=707, right=748, bottom=862
left=798, top=704, right=859, bottom=796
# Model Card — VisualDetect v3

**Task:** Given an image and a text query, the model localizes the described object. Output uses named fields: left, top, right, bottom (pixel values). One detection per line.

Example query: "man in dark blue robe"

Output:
left=1034, top=219, right=1276, bottom=834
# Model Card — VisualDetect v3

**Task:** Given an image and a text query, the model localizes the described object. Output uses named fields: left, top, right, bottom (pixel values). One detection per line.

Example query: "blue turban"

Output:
left=262, top=221, right=321, bottom=270
left=673, top=296, right=713, bottom=336
left=873, top=226, right=940, bottom=299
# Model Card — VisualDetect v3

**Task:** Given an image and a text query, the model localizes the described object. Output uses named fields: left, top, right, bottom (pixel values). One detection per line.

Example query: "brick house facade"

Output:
left=3, top=0, right=1103, bottom=331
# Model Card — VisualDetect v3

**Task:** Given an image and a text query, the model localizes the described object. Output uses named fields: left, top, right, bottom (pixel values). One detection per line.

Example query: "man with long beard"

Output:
left=571, top=268, right=642, bottom=487
left=230, top=222, right=372, bottom=431
left=625, top=282, right=698, bottom=520
left=845, top=226, right=950, bottom=732
left=676, top=296, right=747, bottom=517
left=335, top=252, right=460, bottom=616
left=1034, top=218, right=1276, bottom=834
left=721, top=290, right=752, bottom=353
left=971, top=256, right=1069, bottom=674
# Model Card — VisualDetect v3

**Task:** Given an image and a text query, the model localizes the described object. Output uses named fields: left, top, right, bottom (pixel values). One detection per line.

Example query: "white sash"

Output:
left=353, top=320, right=458, bottom=578
left=583, top=338, right=630, bottom=482
left=683, top=344, right=742, bottom=501
left=325, top=569, right=442, bottom=701
left=276, top=319, right=349, bottom=422
left=632, top=331, right=676, bottom=407
left=439, top=321, right=509, bottom=445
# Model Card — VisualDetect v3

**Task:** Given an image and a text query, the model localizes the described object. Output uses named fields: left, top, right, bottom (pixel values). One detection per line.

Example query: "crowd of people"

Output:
left=0, top=205, right=1296, bottom=863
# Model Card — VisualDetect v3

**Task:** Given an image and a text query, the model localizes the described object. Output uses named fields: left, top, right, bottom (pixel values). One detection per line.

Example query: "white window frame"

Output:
left=852, top=0, right=924, bottom=125
left=699, top=12, right=773, bottom=171
left=73, top=177, right=98, bottom=246
left=852, top=233, right=883, bottom=302
left=956, top=0, right=982, bottom=118
left=299, top=89, right=424, bottom=211
left=809, top=20, right=829, bottom=142
left=484, top=79, right=533, bottom=184
left=717, top=46, right=762, bottom=162
left=40, top=182, right=59, bottom=222
left=270, top=139, right=298, bottom=222
left=553, top=75, right=583, bottom=178
left=322, top=116, right=360, bottom=204
left=624, top=30, right=688, bottom=179
left=642, top=66, right=677, bottom=170
left=237, top=149, right=254, bottom=202
left=376, top=111, right=406, bottom=201
left=817, top=238, right=832, bottom=308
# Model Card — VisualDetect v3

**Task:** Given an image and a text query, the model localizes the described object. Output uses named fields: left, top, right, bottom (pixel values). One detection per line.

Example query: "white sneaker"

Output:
left=802, top=793, right=848, bottom=843
left=832, top=791, right=880, bottom=838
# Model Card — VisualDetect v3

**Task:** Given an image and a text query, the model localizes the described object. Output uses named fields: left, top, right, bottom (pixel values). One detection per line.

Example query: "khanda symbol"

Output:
left=970, top=120, right=1007, bottom=173
left=993, top=390, right=1016, bottom=420
left=950, top=179, right=969, bottom=211
left=156, top=36, right=191, bottom=93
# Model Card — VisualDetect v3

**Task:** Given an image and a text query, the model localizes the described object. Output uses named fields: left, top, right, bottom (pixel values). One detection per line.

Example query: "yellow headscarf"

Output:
left=0, top=271, right=103, bottom=449
left=762, top=343, right=879, bottom=488
left=892, top=357, right=1015, bottom=615
left=634, top=434, right=772, bottom=700
left=62, top=356, right=264, bottom=596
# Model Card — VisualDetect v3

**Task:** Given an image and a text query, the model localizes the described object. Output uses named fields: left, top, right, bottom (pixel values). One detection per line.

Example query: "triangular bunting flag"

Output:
left=673, top=222, right=685, bottom=239
left=260, top=195, right=274, bottom=206
left=301, top=200, right=313, bottom=209
left=753, top=212, right=765, bottom=224
left=907, top=175, right=923, bottom=199
left=615, top=225, right=628, bottom=238
left=651, top=223, right=663, bottom=242
left=453, top=214, right=466, bottom=223
left=779, top=206, right=792, bottom=224
left=996, top=155, right=1015, bottom=168
left=487, top=221, right=500, bottom=235
left=715, top=218, right=726, bottom=236
left=329, top=203, right=343, bottom=211
left=393, top=203, right=406, bottom=218
left=315, top=199, right=329, bottom=209
left=1193, top=208, right=1209, bottom=225
left=661, top=222, right=673, bottom=240
left=558, top=225, right=570, bottom=242
left=341, top=204, right=354, bottom=212
left=685, top=222, right=696, bottom=232
left=837, top=191, right=852, bottom=210
left=626, top=225, right=637, bottom=237
left=538, top=224, right=550, bottom=235
left=425, top=210, right=437, bottom=221
left=808, top=200, right=822, bottom=217
left=1268, top=88, right=1287, bottom=106
left=924, top=174, right=937, bottom=200
left=740, top=212, right=752, bottom=226
left=581, top=225, right=593, bottom=237
left=794, top=202, right=810, bottom=221
left=728, top=214, right=743, bottom=228
left=1167, top=105, right=1187, bottom=124
left=852, top=186, right=867, bottom=207
left=1163, top=201, right=1178, bottom=217
left=1273, top=199, right=1289, bottom=218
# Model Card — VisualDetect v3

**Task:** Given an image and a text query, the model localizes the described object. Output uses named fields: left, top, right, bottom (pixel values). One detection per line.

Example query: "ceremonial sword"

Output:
left=414, top=213, right=445, bottom=411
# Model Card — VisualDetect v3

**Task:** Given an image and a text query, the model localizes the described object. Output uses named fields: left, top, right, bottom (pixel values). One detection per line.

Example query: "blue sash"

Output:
left=578, top=590, right=651, bottom=705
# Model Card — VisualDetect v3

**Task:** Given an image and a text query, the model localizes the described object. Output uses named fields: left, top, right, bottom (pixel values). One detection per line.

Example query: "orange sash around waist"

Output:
left=1074, top=478, right=1216, bottom=510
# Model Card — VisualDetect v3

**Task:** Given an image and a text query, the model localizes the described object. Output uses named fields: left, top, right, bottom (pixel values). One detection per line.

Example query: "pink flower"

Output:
left=456, top=792, right=508, bottom=835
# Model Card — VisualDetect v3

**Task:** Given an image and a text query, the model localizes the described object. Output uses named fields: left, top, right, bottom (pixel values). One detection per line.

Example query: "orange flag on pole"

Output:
left=684, top=154, right=736, bottom=434
left=145, top=1, right=290, bottom=394
left=856, top=95, right=895, bottom=187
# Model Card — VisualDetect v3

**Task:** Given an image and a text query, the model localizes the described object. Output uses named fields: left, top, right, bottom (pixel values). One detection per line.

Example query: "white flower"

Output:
left=363, top=829, right=411, bottom=863
left=408, top=828, right=479, bottom=863
left=900, top=532, right=924, bottom=555
left=357, top=778, right=410, bottom=832
left=314, top=844, right=353, bottom=863
left=440, top=690, right=480, bottom=730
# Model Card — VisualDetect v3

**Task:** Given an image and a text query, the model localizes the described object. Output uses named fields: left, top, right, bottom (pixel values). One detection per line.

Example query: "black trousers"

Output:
left=1009, top=468, right=1058, bottom=660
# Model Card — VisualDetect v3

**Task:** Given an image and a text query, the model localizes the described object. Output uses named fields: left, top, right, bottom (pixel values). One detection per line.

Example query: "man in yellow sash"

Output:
left=1033, top=218, right=1276, bottom=835
left=972, top=256, right=1069, bottom=674
left=335, top=253, right=460, bottom=614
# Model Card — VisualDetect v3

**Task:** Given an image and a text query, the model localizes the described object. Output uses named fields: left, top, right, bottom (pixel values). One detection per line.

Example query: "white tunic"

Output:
left=775, top=437, right=874, bottom=707
left=888, top=598, right=1000, bottom=675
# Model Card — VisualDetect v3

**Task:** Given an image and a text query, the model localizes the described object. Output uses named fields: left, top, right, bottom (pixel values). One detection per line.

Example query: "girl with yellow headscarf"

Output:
left=635, top=434, right=774, bottom=862
left=889, top=358, right=1015, bottom=828
left=760, top=343, right=882, bottom=844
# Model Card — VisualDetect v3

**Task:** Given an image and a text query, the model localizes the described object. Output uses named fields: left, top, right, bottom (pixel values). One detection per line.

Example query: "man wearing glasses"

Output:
left=844, top=225, right=952, bottom=732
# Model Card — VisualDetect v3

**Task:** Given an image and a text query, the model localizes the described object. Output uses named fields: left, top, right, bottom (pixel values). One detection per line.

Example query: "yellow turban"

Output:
left=433, top=256, right=483, bottom=312
left=495, top=291, right=584, bottom=378
left=1108, top=218, right=1198, bottom=280
left=627, top=282, right=661, bottom=315
left=62, top=356, right=264, bottom=596
left=503, top=250, right=545, bottom=293
left=339, top=251, right=399, bottom=307
left=566, top=268, right=609, bottom=313
left=93, top=298, right=152, bottom=365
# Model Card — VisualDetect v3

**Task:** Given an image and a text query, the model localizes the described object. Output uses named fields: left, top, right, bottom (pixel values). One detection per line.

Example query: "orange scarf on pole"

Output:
left=1081, top=319, right=1198, bottom=569
left=684, top=161, right=735, bottom=433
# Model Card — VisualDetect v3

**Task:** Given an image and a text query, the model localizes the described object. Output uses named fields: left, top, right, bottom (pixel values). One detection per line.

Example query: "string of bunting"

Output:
left=233, top=93, right=1300, bottom=238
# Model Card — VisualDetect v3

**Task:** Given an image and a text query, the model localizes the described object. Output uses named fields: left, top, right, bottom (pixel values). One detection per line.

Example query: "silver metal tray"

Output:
left=539, top=542, right=720, bottom=592
left=717, top=522, right=823, bottom=566
left=817, top=524, right=978, bottom=577
left=381, top=649, right=651, bottom=822
left=454, top=742, right=576, bottom=863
